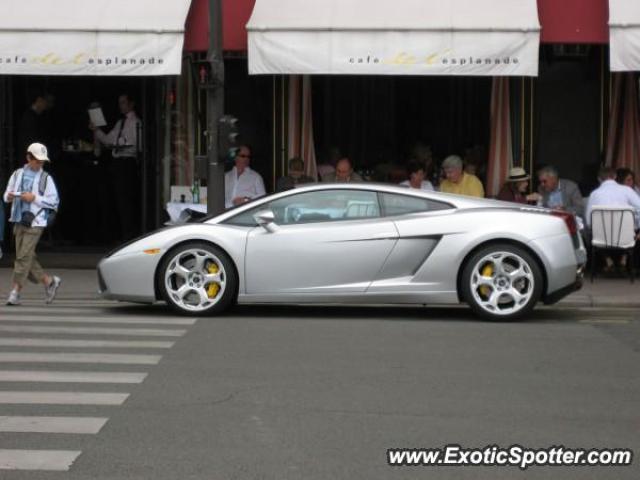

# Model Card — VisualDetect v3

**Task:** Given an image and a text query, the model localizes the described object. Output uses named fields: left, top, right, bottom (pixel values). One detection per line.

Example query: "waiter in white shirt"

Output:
left=585, top=166, right=640, bottom=230
left=89, top=93, right=141, bottom=240
left=225, top=145, right=266, bottom=208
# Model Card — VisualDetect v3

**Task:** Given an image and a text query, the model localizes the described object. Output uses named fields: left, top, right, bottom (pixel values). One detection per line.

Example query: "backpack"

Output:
left=36, top=171, right=57, bottom=227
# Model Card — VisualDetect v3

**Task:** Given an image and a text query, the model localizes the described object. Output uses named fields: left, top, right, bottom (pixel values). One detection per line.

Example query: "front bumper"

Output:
left=97, top=254, right=158, bottom=303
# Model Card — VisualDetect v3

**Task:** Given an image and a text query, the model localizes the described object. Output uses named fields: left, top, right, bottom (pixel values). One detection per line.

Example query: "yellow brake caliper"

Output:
left=206, top=262, right=221, bottom=299
left=479, top=263, right=493, bottom=299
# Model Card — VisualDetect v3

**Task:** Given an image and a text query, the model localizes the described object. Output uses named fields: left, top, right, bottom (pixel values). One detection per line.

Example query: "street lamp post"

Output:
left=207, top=0, right=225, bottom=215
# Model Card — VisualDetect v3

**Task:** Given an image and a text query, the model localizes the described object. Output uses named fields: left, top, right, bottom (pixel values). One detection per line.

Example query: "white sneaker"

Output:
left=6, top=290, right=20, bottom=306
left=45, top=276, right=61, bottom=304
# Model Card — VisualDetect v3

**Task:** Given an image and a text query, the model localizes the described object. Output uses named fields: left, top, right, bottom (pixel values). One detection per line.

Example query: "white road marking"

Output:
left=0, top=449, right=81, bottom=471
left=0, top=392, right=129, bottom=405
left=0, top=325, right=186, bottom=337
left=579, top=319, right=631, bottom=325
left=0, top=370, right=147, bottom=384
left=0, top=307, right=119, bottom=315
left=0, top=338, right=174, bottom=348
left=0, top=316, right=196, bottom=325
left=0, top=353, right=161, bottom=365
left=0, top=301, right=194, bottom=475
left=0, top=416, right=107, bottom=434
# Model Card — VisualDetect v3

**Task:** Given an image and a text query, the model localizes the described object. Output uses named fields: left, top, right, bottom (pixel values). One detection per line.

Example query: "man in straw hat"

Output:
left=3, top=142, right=61, bottom=306
left=497, top=167, right=541, bottom=204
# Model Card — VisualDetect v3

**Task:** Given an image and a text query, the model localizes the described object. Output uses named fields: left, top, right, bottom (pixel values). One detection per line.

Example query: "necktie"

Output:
left=116, top=116, right=126, bottom=145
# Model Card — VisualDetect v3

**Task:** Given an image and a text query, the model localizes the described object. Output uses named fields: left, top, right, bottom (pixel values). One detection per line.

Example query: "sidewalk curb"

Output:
left=557, top=296, right=640, bottom=309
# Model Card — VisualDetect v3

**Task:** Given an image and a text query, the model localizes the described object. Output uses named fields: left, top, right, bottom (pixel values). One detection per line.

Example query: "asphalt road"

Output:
left=0, top=301, right=638, bottom=480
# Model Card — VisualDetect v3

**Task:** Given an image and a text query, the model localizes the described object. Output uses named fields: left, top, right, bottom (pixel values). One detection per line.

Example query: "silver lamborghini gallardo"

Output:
left=98, top=184, right=586, bottom=320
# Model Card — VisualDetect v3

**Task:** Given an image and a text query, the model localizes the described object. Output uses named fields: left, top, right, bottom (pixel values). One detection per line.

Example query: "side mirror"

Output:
left=253, top=209, right=278, bottom=233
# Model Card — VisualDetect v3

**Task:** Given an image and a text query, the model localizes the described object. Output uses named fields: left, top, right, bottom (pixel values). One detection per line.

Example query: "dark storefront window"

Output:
left=3, top=76, right=160, bottom=247
left=312, top=76, right=492, bottom=185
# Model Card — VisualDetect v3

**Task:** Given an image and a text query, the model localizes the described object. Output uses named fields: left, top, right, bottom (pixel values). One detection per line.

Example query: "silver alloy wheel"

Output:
left=164, top=248, right=227, bottom=313
left=469, top=251, right=535, bottom=316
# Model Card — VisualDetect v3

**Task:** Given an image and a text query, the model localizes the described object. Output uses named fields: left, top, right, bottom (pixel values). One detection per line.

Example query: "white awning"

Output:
left=610, top=0, right=640, bottom=71
left=247, top=0, right=540, bottom=76
left=0, top=0, right=192, bottom=76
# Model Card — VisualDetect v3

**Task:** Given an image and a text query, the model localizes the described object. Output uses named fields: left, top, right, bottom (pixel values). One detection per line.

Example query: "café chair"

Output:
left=590, top=206, right=637, bottom=283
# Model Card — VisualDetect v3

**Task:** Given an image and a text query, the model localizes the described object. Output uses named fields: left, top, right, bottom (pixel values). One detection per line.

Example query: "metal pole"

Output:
left=140, top=80, right=147, bottom=233
left=207, top=0, right=225, bottom=215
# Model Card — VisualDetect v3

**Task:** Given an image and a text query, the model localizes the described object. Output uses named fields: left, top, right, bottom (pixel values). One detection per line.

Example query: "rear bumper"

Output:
left=542, top=267, right=584, bottom=305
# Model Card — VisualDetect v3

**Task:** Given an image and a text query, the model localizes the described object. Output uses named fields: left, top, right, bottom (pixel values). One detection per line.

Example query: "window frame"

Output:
left=377, top=191, right=455, bottom=218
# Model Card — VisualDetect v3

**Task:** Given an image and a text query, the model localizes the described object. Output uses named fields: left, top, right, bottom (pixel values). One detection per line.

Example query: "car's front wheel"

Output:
left=158, top=242, right=237, bottom=316
left=461, top=244, right=543, bottom=321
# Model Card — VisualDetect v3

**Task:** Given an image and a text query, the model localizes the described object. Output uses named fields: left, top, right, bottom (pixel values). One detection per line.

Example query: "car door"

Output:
left=244, top=189, right=398, bottom=294
left=367, top=192, right=456, bottom=294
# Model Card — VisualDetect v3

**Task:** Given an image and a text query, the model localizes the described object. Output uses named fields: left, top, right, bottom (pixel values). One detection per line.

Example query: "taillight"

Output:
left=551, top=210, right=578, bottom=236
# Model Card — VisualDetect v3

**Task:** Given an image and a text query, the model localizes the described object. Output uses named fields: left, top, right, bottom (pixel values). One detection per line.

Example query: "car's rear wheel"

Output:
left=461, top=244, right=543, bottom=321
left=158, top=242, right=237, bottom=316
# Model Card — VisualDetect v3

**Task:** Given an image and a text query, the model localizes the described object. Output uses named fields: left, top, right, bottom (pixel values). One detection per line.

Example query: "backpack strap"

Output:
left=38, top=171, right=49, bottom=196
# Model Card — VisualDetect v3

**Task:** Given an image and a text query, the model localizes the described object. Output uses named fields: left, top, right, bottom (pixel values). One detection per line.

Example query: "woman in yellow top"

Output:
left=439, top=155, right=485, bottom=198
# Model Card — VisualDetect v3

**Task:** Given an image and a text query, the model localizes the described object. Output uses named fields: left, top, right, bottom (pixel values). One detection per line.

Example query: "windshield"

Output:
left=198, top=194, right=268, bottom=223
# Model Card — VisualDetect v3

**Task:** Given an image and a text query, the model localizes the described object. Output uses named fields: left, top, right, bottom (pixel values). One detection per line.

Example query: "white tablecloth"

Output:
left=166, top=202, right=207, bottom=222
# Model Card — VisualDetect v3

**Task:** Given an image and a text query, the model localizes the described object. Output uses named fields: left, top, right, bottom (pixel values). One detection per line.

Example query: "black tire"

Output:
left=157, top=242, right=238, bottom=316
left=460, top=243, right=543, bottom=321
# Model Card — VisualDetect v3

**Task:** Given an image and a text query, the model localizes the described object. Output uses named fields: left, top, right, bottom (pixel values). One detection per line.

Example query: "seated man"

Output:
left=321, top=158, right=363, bottom=183
left=224, top=145, right=266, bottom=208
left=537, top=166, right=584, bottom=218
left=585, top=166, right=640, bottom=271
left=399, top=160, right=434, bottom=191
left=276, top=157, right=315, bottom=192
left=439, top=155, right=484, bottom=198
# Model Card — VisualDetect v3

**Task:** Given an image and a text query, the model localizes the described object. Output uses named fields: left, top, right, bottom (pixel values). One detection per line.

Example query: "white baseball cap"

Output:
left=27, top=142, right=50, bottom=162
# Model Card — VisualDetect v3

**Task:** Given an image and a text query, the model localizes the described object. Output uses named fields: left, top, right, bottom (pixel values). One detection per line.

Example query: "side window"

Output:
left=381, top=193, right=452, bottom=217
left=223, top=207, right=262, bottom=227
left=223, top=189, right=381, bottom=226
left=271, top=190, right=380, bottom=225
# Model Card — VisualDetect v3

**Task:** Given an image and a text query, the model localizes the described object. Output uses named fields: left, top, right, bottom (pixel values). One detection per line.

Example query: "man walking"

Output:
left=3, top=143, right=61, bottom=306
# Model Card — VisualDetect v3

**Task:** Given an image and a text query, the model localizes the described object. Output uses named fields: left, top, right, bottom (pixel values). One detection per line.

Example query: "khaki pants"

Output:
left=12, top=224, right=45, bottom=287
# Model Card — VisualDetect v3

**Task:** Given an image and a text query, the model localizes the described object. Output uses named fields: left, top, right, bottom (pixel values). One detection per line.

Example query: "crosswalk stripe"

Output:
left=579, top=319, right=630, bottom=325
left=0, top=325, right=186, bottom=337
left=0, top=449, right=82, bottom=471
left=0, top=370, right=147, bottom=383
left=0, top=307, right=119, bottom=315
left=0, top=338, right=174, bottom=348
left=16, top=300, right=116, bottom=305
left=0, top=316, right=197, bottom=325
left=0, top=392, right=129, bottom=405
left=0, top=416, right=108, bottom=434
left=0, top=353, right=161, bottom=365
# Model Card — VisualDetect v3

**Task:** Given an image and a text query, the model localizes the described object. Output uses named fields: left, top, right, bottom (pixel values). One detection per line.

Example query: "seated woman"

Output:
left=399, top=160, right=434, bottom=191
left=497, top=167, right=540, bottom=204
left=616, top=167, right=640, bottom=196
